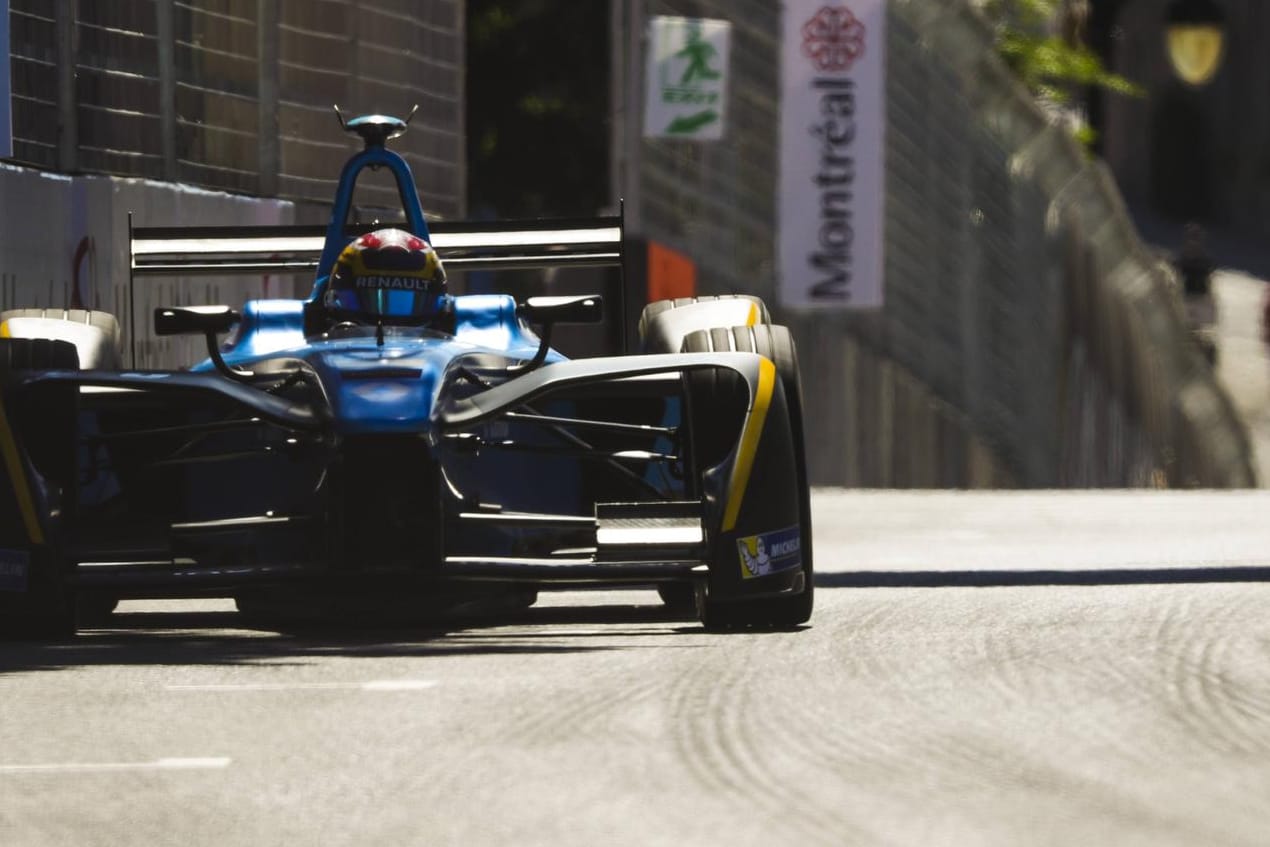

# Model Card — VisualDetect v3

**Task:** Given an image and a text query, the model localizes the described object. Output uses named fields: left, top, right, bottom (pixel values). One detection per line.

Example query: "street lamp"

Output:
left=1165, top=0, right=1225, bottom=87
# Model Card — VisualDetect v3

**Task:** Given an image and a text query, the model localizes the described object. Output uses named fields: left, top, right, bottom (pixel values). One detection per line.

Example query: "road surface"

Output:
left=2, top=490, right=1270, bottom=846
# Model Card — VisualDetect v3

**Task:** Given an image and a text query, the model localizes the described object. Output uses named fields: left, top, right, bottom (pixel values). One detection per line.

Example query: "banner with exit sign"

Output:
left=643, top=16, right=731, bottom=141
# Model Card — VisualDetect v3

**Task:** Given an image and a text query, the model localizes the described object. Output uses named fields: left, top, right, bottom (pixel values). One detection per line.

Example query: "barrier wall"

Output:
left=0, top=162, right=300, bottom=367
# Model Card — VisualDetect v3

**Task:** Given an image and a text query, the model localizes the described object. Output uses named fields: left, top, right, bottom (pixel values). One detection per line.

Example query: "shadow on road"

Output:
left=817, top=566, right=1270, bottom=588
left=0, top=601, right=696, bottom=677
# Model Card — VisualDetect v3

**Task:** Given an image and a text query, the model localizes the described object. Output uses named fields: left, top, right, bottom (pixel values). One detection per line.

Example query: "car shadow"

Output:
left=0, top=599, right=700, bottom=676
left=816, top=565, right=1270, bottom=588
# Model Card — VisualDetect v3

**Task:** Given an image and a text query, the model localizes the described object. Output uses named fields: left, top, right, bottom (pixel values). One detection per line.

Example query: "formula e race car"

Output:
left=0, top=113, right=811, bottom=637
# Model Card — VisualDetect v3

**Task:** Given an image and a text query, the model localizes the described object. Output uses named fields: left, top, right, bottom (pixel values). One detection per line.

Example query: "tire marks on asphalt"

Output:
left=1159, top=589, right=1270, bottom=757
left=793, top=586, right=1270, bottom=844
left=667, top=631, right=877, bottom=847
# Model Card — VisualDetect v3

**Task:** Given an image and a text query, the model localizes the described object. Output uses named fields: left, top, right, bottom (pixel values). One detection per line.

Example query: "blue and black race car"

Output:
left=0, top=113, right=811, bottom=635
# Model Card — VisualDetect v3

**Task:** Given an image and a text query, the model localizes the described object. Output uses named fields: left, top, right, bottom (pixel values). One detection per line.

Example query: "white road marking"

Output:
left=945, top=530, right=989, bottom=542
left=359, top=680, right=439, bottom=691
left=0, top=757, right=231, bottom=775
left=165, top=680, right=438, bottom=692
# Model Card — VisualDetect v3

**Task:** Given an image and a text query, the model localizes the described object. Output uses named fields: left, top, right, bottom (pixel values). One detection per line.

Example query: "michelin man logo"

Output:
left=739, top=535, right=771, bottom=577
left=736, top=526, right=801, bottom=580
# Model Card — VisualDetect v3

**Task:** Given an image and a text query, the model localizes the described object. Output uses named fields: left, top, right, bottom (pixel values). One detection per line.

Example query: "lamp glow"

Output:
left=1165, top=0, right=1225, bottom=87
left=1166, top=25, right=1224, bottom=86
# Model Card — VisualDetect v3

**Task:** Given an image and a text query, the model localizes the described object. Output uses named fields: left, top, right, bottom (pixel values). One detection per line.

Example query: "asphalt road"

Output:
left=3, top=490, right=1270, bottom=846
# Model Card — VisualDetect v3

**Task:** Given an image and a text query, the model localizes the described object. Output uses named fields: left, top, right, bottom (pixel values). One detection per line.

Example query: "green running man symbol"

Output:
left=676, top=25, right=720, bottom=85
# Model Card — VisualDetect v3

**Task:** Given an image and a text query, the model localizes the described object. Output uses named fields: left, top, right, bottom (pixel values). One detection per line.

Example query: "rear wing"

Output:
left=129, top=215, right=624, bottom=277
left=126, top=212, right=628, bottom=367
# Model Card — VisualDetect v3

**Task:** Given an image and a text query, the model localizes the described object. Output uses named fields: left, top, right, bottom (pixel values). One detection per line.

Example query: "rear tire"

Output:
left=0, top=336, right=81, bottom=370
left=0, top=308, right=121, bottom=334
left=637, top=295, right=770, bottom=343
left=0, top=309, right=123, bottom=368
left=638, top=295, right=771, bottom=358
left=681, top=324, right=814, bottom=629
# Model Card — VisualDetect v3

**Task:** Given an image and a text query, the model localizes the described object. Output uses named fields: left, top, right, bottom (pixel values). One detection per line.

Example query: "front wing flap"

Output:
left=439, top=351, right=804, bottom=600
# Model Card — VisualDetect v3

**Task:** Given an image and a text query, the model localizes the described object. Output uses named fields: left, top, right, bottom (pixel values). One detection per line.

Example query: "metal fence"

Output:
left=8, top=0, right=464, bottom=218
left=862, top=0, right=1251, bottom=487
left=630, top=0, right=1255, bottom=487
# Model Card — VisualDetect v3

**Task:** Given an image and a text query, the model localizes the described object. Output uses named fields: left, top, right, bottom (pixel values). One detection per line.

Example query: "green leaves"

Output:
left=467, top=0, right=610, bottom=217
left=997, top=33, right=1143, bottom=104
left=1000, top=34, right=1143, bottom=102
left=980, top=0, right=1142, bottom=130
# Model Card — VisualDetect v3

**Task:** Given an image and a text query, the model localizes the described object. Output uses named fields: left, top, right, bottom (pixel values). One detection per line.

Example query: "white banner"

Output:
left=644, top=16, right=731, bottom=141
left=778, top=1, right=885, bottom=309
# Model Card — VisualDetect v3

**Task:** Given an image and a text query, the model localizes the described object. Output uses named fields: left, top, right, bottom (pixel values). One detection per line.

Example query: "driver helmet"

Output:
left=324, top=228, right=446, bottom=320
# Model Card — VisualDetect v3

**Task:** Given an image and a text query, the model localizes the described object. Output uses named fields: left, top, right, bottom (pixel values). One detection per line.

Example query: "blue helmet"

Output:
left=324, top=228, right=446, bottom=320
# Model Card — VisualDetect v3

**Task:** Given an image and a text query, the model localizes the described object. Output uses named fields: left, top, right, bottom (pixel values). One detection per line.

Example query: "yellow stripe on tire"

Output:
left=721, top=357, right=775, bottom=532
left=0, top=395, right=44, bottom=545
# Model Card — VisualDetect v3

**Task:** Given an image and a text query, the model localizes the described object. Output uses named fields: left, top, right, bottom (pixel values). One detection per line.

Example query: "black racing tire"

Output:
left=0, top=336, right=81, bottom=371
left=0, top=309, right=123, bottom=368
left=5, top=314, right=133, bottom=633
left=681, top=324, right=814, bottom=629
left=641, top=299, right=770, bottom=613
left=0, top=338, right=79, bottom=483
left=678, top=328, right=750, bottom=471
left=0, top=338, right=80, bottom=641
left=637, top=295, right=770, bottom=351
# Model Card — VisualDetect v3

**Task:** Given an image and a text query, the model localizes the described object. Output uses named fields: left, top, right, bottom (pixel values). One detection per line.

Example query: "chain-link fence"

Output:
left=2, top=0, right=466, bottom=368
left=8, top=0, right=464, bottom=218
left=859, top=0, right=1251, bottom=487
left=631, top=0, right=1254, bottom=487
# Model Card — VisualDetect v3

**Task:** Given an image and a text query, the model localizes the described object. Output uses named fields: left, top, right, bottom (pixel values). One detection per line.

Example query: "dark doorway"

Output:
left=1150, top=84, right=1213, bottom=222
left=466, top=1, right=611, bottom=219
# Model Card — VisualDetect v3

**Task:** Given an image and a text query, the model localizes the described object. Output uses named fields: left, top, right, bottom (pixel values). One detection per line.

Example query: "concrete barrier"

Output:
left=0, top=163, right=301, bottom=369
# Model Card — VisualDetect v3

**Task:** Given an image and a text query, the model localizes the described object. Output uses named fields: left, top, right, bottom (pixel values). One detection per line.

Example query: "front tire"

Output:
left=0, top=338, right=81, bottom=640
left=681, top=324, right=814, bottom=629
left=0, top=309, right=123, bottom=368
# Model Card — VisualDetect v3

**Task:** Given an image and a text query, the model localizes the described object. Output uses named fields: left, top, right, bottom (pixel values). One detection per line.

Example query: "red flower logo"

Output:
left=802, top=6, right=867, bottom=72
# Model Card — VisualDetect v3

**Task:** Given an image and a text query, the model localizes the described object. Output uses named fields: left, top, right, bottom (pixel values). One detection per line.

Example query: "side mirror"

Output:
left=511, top=295, right=604, bottom=374
left=518, top=295, right=604, bottom=326
left=154, top=305, right=239, bottom=337
left=153, top=306, right=250, bottom=382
